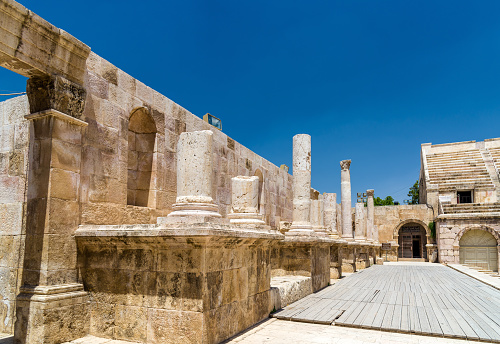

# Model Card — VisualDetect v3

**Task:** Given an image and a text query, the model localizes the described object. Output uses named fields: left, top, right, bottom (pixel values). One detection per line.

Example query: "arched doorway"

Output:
left=398, top=223, right=428, bottom=259
left=459, top=229, right=498, bottom=272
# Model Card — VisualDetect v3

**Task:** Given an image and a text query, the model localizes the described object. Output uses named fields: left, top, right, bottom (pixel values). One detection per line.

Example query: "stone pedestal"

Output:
left=340, top=160, right=353, bottom=240
left=288, top=134, right=315, bottom=236
left=14, top=109, right=89, bottom=344
left=271, top=236, right=332, bottom=292
left=76, top=224, right=281, bottom=344
left=329, top=241, right=346, bottom=279
left=227, top=176, right=265, bottom=226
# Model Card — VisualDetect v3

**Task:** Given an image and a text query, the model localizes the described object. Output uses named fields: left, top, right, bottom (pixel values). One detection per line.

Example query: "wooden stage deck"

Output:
left=273, top=264, right=500, bottom=342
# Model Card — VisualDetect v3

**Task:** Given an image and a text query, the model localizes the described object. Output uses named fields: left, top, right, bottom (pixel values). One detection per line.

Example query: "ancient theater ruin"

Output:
left=1, top=0, right=499, bottom=343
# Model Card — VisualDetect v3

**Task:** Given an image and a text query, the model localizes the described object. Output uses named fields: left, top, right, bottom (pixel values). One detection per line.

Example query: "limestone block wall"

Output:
left=437, top=218, right=500, bottom=266
left=80, top=53, right=293, bottom=228
left=374, top=205, right=435, bottom=244
left=0, top=95, right=30, bottom=333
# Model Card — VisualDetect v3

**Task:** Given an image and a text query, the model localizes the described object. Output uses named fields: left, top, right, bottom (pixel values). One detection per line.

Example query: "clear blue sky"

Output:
left=2, top=1, right=500, bottom=204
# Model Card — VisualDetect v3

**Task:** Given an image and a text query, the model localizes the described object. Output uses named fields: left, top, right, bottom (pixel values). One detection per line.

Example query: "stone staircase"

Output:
left=442, top=202, right=500, bottom=214
left=465, top=264, right=500, bottom=278
left=426, top=149, right=495, bottom=190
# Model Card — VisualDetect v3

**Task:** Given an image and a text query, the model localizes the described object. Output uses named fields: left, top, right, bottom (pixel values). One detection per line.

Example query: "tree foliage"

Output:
left=373, top=195, right=394, bottom=206
left=408, top=180, right=419, bottom=205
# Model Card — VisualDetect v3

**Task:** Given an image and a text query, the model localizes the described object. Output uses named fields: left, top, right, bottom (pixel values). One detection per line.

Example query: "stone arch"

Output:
left=393, top=219, right=431, bottom=240
left=127, top=107, right=157, bottom=207
left=394, top=219, right=430, bottom=260
left=453, top=225, right=500, bottom=248
left=455, top=225, right=499, bottom=272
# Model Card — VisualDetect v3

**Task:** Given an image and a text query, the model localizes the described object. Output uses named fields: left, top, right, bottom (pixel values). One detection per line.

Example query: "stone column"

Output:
left=366, top=189, right=374, bottom=242
left=167, top=130, right=220, bottom=218
left=227, top=176, right=265, bottom=225
left=15, top=76, right=89, bottom=344
left=324, top=193, right=339, bottom=238
left=288, top=134, right=314, bottom=235
left=340, top=160, right=353, bottom=240
left=311, top=195, right=327, bottom=235
left=354, top=202, right=366, bottom=241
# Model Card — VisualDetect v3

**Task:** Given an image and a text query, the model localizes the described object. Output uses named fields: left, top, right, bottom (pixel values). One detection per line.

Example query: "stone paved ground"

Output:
left=227, top=318, right=489, bottom=344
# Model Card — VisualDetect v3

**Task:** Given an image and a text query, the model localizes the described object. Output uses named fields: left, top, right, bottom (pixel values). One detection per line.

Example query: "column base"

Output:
left=286, top=223, right=315, bottom=236
left=165, top=202, right=222, bottom=219
left=227, top=212, right=265, bottom=225
left=313, top=227, right=328, bottom=236
left=15, top=284, right=89, bottom=344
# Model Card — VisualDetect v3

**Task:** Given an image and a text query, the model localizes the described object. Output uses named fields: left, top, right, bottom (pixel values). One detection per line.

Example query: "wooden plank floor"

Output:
left=272, top=264, right=500, bottom=342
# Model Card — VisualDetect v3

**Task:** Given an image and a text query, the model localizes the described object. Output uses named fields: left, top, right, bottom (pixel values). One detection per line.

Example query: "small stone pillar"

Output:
left=167, top=130, right=221, bottom=218
left=227, top=176, right=265, bottom=225
left=311, top=195, right=327, bottom=235
left=288, top=134, right=314, bottom=235
left=336, top=203, right=342, bottom=234
left=373, top=225, right=379, bottom=243
left=366, top=189, right=374, bottom=242
left=354, top=202, right=366, bottom=241
left=324, top=193, right=339, bottom=238
left=340, top=160, right=353, bottom=240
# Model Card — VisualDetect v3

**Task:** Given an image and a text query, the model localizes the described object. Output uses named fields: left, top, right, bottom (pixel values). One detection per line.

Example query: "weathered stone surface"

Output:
left=340, top=160, right=353, bottom=240
left=27, top=75, right=87, bottom=119
left=0, top=0, right=90, bottom=84
left=288, top=134, right=314, bottom=235
left=354, top=202, right=366, bottom=241
left=270, top=275, right=312, bottom=310
left=76, top=223, right=281, bottom=344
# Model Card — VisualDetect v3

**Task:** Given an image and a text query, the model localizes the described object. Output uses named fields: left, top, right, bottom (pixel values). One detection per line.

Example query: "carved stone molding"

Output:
left=27, top=75, right=86, bottom=120
left=340, top=159, right=351, bottom=170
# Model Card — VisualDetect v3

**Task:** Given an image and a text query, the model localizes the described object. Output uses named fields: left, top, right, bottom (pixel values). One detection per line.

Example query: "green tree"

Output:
left=408, top=180, right=419, bottom=204
left=373, top=195, right=395, bottom=206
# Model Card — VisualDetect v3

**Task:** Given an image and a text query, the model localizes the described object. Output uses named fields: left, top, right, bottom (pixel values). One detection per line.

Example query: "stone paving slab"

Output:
left=273, top=263, right=500, bottom=342
left=447, top=263, right=500, bottom=290
left=227, top=318, right=488, bottom=343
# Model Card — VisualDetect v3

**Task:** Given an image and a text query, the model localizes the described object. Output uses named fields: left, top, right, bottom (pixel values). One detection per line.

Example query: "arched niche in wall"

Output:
left=127, top=107, right=157, bottom=207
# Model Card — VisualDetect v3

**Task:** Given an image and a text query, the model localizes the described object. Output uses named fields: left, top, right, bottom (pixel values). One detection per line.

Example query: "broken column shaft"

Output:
left=288, top=134, right=315, bottom=235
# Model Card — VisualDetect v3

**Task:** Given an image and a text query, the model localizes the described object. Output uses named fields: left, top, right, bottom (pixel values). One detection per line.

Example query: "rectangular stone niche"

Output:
left=75, top=224, right=282, bottom=344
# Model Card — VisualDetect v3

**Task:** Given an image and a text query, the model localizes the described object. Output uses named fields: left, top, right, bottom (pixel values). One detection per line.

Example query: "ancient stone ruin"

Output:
left=1, top=1, right=499, bottom=343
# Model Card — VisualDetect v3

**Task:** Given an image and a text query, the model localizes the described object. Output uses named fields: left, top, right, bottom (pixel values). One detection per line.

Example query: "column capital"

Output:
left=340, top=159, right=351, bottom=170
left=366, top=189, right=374, bottom=197
left=27, top=75, right=87, bottom=120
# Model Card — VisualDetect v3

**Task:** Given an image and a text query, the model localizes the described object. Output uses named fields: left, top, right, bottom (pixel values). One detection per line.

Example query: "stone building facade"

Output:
left=420, top=139, right=500, bottom=272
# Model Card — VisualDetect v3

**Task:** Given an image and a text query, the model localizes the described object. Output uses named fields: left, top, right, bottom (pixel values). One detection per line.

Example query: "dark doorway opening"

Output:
left=457, top=191, right=472, bottom=204
left=398, top=224, right=427, bottom=259
left=412, top=239, right=421, bottom=258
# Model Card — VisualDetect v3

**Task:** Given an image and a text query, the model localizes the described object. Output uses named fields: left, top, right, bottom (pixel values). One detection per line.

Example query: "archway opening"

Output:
left=459, top=229, right=498, bottom=272
left=127, top=107, right=157, bottom=207
left=398, top=223, right=428, bottom=259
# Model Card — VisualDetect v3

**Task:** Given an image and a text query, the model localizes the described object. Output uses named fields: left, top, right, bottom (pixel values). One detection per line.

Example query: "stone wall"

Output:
left=374, top=204, right=435, bottom=244
left=80, top=53, right=292, bottom=228
left=436, top=216, right=500, bottom=268
left=0, top=95, right=30, bottom=333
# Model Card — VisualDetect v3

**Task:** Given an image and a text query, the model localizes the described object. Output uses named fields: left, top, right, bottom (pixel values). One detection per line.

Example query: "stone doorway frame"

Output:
left=393, top=219, right=432, bottom=260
